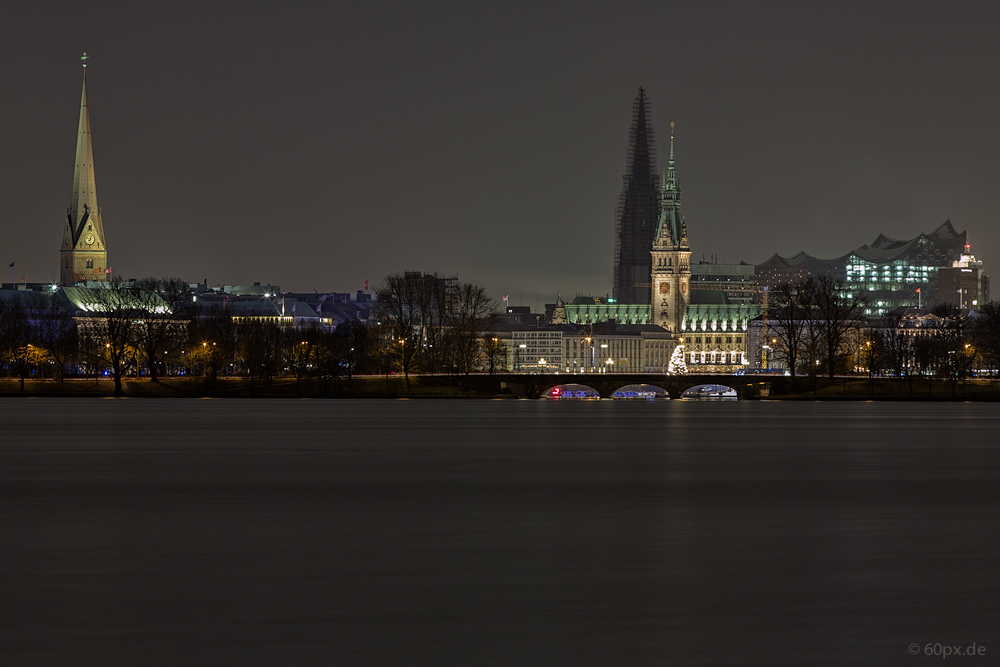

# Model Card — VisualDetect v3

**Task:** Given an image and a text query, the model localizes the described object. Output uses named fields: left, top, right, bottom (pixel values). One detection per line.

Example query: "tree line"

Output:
left=767, top=275, right=1000, bottom=383
left=1, top=272, right=506, bottom=395
left=372, top=272, right=504, bottom=378
left=0, top=278, right=381, bottom=396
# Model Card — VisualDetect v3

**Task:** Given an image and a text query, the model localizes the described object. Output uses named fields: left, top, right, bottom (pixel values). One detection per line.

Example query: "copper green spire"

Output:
left=654, top=122, right=687, bottom=249
left=669, top=121, right=675, bottom=168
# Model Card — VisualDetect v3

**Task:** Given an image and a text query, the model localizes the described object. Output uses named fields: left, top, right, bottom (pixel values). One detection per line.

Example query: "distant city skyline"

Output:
left=3, top=2, right=998, bottom=311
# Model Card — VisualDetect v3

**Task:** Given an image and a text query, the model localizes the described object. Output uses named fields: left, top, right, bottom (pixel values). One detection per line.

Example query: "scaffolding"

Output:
left=402, top=271, right=459, bottom=322
left=613, top=87, right=660, bottom=304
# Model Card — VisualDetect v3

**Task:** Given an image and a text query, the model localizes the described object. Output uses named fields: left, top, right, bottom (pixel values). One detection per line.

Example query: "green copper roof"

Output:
left=562, top=302, right=764, bottom=333
left=564, top=303, right=651, bottom=325
left=54, top=285, right=170, bottom=314
left=682, top=304, right=762, bottom=332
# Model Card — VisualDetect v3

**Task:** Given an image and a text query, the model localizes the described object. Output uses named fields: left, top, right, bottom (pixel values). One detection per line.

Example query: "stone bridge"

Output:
left=492, top=373, right=771, bottom=399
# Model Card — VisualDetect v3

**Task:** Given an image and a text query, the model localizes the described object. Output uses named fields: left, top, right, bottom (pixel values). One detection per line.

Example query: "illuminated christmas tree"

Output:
left=668, top=345, right=688, bottom=375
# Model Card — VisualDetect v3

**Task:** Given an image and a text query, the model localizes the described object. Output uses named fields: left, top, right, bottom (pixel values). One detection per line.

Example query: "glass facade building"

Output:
left=756, top=221, right=972, bottom=317
left=844, top=255, right=934, bottom=315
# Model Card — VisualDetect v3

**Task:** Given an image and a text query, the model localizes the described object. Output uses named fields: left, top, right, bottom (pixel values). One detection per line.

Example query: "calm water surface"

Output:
left=0, top=399, right=997, bottom=666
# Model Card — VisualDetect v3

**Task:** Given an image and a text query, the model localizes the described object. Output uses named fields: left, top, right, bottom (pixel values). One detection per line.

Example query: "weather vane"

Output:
left=81, top=52, right=88, bottom=68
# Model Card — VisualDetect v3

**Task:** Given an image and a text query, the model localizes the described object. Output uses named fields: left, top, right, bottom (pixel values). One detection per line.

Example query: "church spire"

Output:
left=61, top=53, right=108, bottom=285
left=69, top=57, right=104, bottom=245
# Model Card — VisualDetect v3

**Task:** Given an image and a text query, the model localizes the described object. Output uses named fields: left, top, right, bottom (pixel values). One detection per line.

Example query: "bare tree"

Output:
left=849, top=326, right=880, bottom=391
left=912, top=333, right=939, bottom=378
left=449, top=282, right=499, bottom=374
left=235, top=316, right=283, bottom=395
left=792, top=277, right=823, bottom=382
left=35, top=305, right=80, bottom=382
left=134, top=277, right=190, bottom=382
left=331, top=319, right=370, bottom=381
left=482, top=334, right=508, bottom=375
left=768, top=282, right=808, bottom=380
left=82, top=277, right=145, bottom=396
left=811, top=275, right=868, bottom=378
left=285, top=324, right=320, bottom=382
left=933, top=312, right=972, bottom=397
left=874, top=312, right=913, bottom=395
left=971, top=302, right=1000, bottom=377
left=371, top=320, right=395, bottom=393
left=413, top=273, right=449, bottom=374
left=312, top=327, right=339, bottom=390
left=0, top=297, right=35, bottom=391
left=188, top=308, right=237, bottom=379
left=374, top=273, right=424, bottom=379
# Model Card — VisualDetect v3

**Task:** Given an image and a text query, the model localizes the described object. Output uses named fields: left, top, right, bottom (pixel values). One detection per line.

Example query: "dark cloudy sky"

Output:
left=3, top=1, right=998, bottom=308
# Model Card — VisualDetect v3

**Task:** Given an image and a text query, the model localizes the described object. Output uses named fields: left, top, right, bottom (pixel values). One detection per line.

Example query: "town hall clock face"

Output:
left=85, top=233, right=95, bottom=245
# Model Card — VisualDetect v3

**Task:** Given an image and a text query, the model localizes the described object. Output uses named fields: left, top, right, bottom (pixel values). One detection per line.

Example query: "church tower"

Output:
left=60, top=53, right=108, bottom=285
left=650, top=123, right=691, bottom=334
left=613, top=87, right=659, bottom=304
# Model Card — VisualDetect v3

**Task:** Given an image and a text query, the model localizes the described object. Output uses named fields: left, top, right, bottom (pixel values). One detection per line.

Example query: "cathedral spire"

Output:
left=613, top=86, right=659, bottom=304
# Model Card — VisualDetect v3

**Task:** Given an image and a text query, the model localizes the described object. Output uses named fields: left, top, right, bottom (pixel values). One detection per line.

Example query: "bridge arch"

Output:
left=541, top=383, right=601, bottom=399
left=612, top=384, right=669, bottom=400
left=680, top=384, right=738, bottom=400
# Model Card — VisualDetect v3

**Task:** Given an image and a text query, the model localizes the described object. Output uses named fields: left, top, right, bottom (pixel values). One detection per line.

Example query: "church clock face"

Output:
left=85, top=233, right=95, bottom=245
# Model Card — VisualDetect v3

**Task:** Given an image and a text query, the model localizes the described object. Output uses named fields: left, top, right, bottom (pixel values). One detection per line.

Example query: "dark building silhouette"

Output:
left=613, top=87, right=660, bottom=304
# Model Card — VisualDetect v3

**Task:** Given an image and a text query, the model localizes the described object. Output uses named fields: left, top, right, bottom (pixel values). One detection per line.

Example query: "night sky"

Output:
left=3, top=1, right=998, bottom=309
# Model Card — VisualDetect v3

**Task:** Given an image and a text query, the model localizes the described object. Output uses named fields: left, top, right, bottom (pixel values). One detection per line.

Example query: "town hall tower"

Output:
left=650, top=123, right=691, bottom=334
